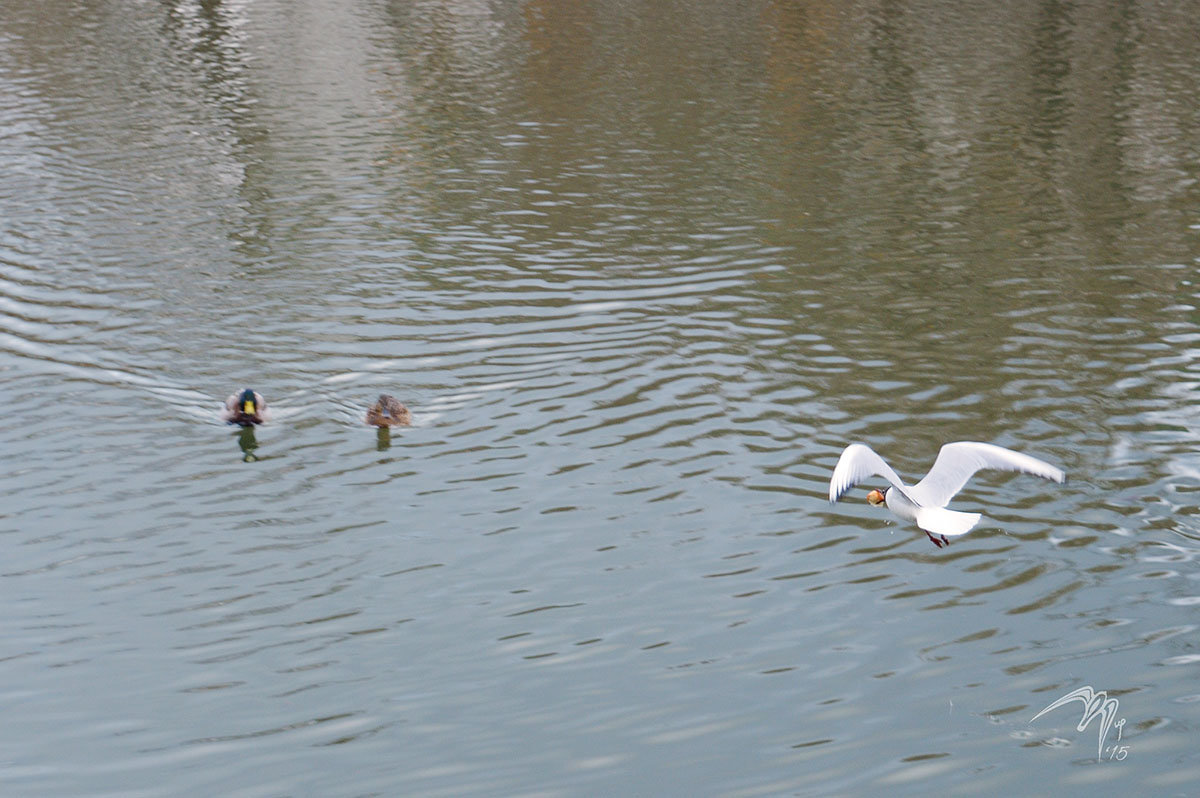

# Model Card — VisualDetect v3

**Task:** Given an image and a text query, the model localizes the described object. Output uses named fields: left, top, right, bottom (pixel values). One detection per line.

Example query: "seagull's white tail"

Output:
left=915, top=507, right=981, bottom=538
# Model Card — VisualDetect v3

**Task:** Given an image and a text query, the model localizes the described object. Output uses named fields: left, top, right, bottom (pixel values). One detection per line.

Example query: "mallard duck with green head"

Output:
left=221, top=388, right=270, bottom=426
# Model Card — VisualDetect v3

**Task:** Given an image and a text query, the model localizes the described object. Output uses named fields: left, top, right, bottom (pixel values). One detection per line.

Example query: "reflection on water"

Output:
left=1, top=0, right=1199, bottom=795
left=236, top=426, right=259, bottom=462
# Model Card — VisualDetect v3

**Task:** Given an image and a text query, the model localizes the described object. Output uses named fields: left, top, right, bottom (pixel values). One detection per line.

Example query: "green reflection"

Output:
left=236, top=426, right=259, bottom=462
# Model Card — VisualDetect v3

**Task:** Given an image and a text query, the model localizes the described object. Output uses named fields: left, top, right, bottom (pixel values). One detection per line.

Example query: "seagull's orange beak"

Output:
left=866, top=489, right=886, bottom=506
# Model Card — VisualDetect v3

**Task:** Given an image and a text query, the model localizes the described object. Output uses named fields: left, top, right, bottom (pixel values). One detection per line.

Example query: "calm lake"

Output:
left=2, top=1, right=1199, bottom=795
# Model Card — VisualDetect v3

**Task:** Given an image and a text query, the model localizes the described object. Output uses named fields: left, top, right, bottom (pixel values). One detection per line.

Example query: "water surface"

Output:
left=2, top=1, right=1199, bottom=795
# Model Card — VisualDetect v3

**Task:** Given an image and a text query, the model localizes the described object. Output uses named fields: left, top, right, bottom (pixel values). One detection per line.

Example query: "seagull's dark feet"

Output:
left=926, top=531, right=947, bottom=548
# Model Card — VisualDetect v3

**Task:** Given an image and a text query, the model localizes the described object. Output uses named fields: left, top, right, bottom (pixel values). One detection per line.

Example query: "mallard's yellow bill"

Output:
left=243, top=401, right=255, bottom=414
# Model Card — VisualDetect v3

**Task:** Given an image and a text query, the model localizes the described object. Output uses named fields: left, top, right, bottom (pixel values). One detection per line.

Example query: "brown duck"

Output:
left=366, top=394, right=412, bottom=427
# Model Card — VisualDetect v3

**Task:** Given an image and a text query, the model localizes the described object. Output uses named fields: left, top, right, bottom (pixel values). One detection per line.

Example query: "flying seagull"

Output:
left=828, top=441, right=1066, bottom=546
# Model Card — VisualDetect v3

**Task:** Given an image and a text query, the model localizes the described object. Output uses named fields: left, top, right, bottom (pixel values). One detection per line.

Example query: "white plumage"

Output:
left=828, top=441, right=1066, bottom=543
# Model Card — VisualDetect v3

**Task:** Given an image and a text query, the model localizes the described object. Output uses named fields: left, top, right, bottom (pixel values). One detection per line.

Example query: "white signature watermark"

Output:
left=1030, top=685, right=1129, bottom=761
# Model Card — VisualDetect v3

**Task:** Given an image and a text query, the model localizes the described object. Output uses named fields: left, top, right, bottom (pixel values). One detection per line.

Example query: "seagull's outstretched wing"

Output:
left=910, top=441, right=1065, bottom=508
left=828, top=443, right=914, bottom=503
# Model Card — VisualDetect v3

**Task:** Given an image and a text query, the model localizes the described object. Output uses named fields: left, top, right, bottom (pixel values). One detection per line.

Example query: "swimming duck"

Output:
left=366, top=394, right=412, bottom=427
left=221, top=388, right=269, bottom=426
left=828, top=441, right=1065, bottom=546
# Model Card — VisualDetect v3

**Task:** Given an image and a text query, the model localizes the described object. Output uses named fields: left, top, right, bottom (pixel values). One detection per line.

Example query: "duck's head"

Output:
left=866, top=488, right=887, bottom=506
left=238, top=388, right=259, bottom=416
left=376, top=394, right=398, bottom=417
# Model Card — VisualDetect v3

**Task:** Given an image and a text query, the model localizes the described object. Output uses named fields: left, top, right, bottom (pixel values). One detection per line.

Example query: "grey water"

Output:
left=2, top=1, right=1199, bottom=795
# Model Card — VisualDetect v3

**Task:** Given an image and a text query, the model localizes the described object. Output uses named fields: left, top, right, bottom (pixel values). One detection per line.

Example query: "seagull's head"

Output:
left=866, top=488, right=886, bottom=507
